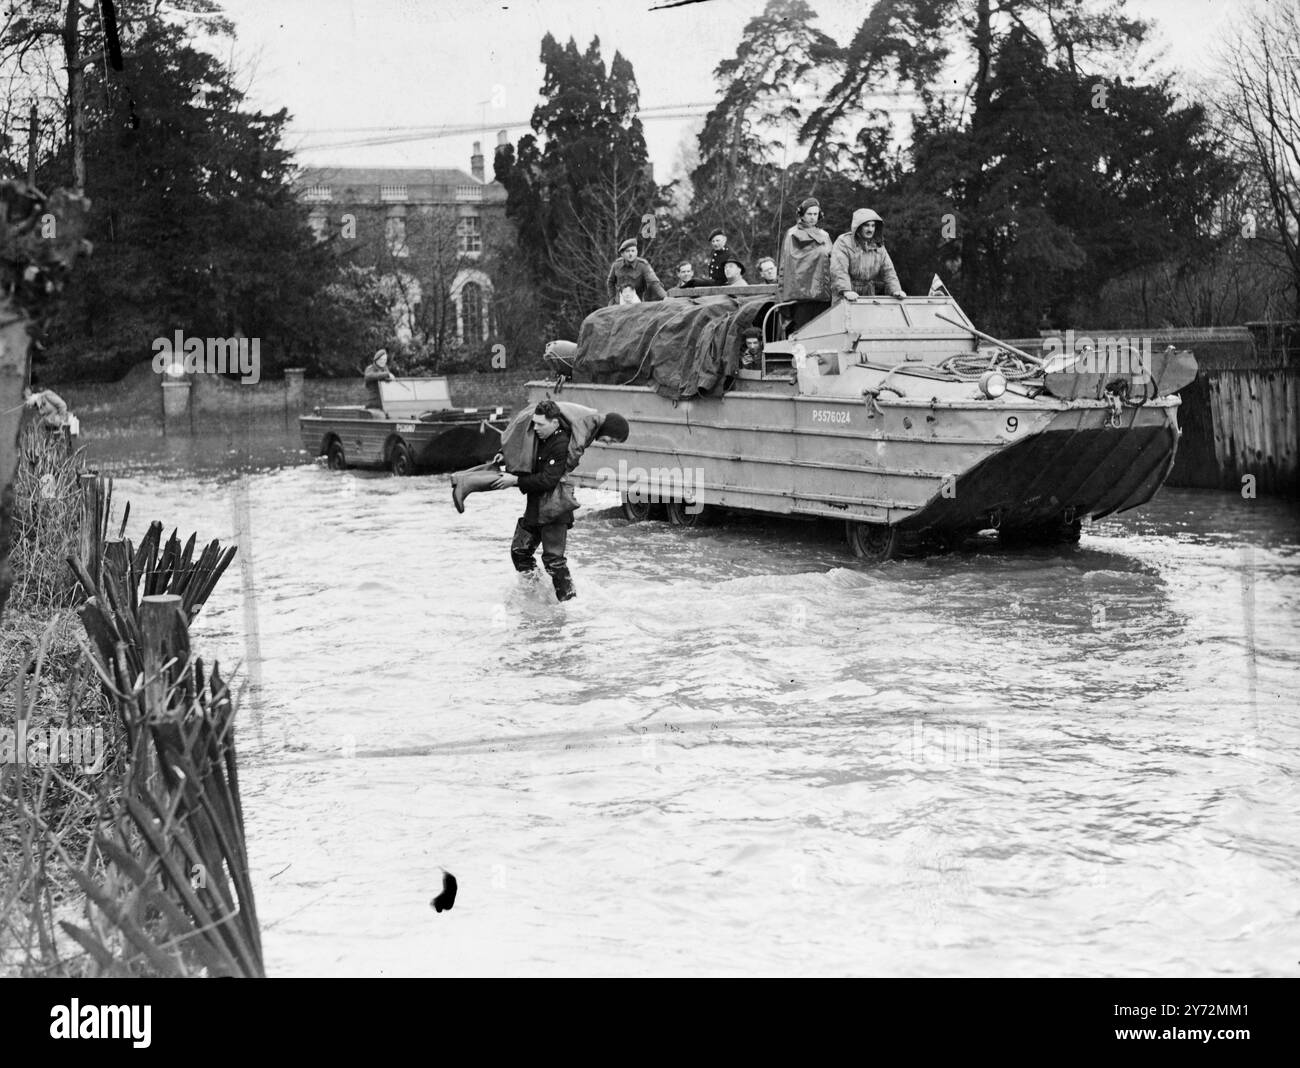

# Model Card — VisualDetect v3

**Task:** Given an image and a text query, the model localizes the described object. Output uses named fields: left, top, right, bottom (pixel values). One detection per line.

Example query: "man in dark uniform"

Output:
left=706, top=228, right=730, bottom=285
left=491, top=400, right=578, bottom=600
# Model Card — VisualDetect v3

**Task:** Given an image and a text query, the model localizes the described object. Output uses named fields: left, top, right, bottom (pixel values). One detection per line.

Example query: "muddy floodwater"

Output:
left=84, top=425, right=1300, bottom=977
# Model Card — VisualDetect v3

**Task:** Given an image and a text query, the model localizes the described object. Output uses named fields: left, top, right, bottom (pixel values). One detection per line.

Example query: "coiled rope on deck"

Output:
left=939, top=350, right=1041, bottom=382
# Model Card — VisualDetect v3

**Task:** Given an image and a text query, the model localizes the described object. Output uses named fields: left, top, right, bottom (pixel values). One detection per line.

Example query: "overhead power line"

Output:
left=290, top=92, right=928, bottom=152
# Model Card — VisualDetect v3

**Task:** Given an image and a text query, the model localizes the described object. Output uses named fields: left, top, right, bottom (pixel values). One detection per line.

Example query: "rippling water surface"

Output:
left=86, top=428, right=1300, bottom=976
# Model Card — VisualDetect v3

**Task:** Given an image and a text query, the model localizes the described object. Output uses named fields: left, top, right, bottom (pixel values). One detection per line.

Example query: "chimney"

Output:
left=471, top=141, right=484, bottom=182
left=497, top=129, right=508, bottom=147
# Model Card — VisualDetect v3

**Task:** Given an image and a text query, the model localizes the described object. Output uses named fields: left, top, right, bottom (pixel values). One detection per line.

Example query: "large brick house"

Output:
left=297, top=139, right=509, bottom=350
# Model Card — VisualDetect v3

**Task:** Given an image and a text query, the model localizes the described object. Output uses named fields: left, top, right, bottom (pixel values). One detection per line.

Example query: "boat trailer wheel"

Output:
left=326, top=440, right=347, bottom=471
left=845, top=520, right=898, bottom=562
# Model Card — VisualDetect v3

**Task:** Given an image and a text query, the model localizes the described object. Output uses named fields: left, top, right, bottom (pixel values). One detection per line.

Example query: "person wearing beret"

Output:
left=363, top=348, right=395, bottom=409
left=606, top=238, right=667, bottom=305
left=707, top=227, right=731, bottom=285
left=778, top=196, right=834, bottom=331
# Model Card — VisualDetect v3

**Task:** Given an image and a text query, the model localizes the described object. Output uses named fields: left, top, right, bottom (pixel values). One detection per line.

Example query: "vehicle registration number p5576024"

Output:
left=811, top=409, right=850, bottom=424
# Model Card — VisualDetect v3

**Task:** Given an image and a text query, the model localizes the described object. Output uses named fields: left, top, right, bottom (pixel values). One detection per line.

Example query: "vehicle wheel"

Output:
left=845, top=520, right=898, bottom=562
left=666, top=501, right=710, bottom=527
left=326, top=441, right=347, bottom=470
left=389, top=442, right=415, bottom=477
left=621, top=494, right=653, bottom=522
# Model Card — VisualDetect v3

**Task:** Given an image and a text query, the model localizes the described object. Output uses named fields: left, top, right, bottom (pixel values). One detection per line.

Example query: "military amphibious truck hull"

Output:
left=533, top=295, right=1192, bottom=559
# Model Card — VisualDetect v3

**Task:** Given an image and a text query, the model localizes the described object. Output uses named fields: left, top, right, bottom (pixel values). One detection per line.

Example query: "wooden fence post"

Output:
left=140, top=594, right=185, bottom=716
left=78, top=472, right=101, bottom=562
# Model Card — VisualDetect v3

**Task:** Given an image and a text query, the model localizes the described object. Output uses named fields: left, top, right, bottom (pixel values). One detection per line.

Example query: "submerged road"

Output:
left=89, top=430, right=1299, bottom=976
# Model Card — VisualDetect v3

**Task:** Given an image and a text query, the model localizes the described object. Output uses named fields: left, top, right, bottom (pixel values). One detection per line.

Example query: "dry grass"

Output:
left=7, top=425, right=89, bottom=611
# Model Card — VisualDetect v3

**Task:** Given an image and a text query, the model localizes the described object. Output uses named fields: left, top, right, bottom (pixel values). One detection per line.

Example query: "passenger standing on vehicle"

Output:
left=674, top=261, right=701, bottom=289
left=706, top=228, right=731, bottom=285
left=830, top=209, right=905, bottom=304
left=363, top=349, right=395, bottom=409
left=778, top=197, right=833, bottom=332
left=607, top=239, right=666, bottom=305
left=722, top=256, right=749, bottom=286
left=756, top=257, right=779, bottom=284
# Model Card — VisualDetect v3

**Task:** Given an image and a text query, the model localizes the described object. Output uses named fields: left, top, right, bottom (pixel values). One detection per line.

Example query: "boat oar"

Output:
left=935, top=312, right=1044, bottom=366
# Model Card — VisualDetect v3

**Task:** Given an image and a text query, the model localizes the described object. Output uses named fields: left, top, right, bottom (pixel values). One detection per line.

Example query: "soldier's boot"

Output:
left=511, top=519, right=540, bottom=572
left=549, top=567, right=576, bottom=602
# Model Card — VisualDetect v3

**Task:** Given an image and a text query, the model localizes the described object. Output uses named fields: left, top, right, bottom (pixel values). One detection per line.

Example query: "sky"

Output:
left=212, top=0, right=1254, bottom=183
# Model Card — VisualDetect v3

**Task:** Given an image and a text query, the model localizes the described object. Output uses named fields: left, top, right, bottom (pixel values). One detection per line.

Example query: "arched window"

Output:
left=462, top=282, right=483, bottom=345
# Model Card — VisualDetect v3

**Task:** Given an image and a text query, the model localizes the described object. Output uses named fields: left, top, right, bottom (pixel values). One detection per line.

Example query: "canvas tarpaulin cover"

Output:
left=572, top=295, right=771, bottom=399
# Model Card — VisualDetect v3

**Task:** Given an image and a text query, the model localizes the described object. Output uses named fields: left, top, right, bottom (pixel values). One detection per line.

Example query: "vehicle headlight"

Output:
left=979, top=371, right=1007, bottom=398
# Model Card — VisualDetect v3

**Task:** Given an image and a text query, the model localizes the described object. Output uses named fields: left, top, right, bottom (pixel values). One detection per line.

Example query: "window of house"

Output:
left=385, top=216, right=407, bottom=257
left=457, top=214, right=482, bottom=254
left=461, top=282, right=484, bottom=345
left=308, top=214, right=328, bottom=241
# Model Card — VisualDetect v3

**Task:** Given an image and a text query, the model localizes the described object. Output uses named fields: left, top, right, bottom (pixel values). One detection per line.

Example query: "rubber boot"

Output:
left=550, top=569, right=576, bottom=602
left=451, top=466, right=501, bottom=514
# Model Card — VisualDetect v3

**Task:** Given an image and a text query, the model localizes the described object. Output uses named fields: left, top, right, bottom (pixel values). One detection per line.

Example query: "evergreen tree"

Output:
left=35, top=18, right=352, bottom=378
left=689, top=0, right=843, bottom=259
left=882, top=22, right=1236, bottom=331
left=496, top=34, right=658, bottom=334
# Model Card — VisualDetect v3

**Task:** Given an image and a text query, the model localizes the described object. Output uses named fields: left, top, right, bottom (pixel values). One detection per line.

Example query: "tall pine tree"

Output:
left=496, top=35, right=658, bottom=334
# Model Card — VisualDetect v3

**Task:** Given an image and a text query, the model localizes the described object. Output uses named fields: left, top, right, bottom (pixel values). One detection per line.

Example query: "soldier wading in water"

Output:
left=452, top=400, right=630, bottom=602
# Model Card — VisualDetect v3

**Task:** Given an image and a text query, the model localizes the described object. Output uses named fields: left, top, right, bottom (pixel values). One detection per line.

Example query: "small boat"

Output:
left=529, top=293, right=1198, bottom=559
left=299, top=377, right=510, bottom=475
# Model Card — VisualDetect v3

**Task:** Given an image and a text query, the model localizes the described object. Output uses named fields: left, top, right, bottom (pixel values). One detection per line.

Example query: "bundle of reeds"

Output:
left=61, top=594, right=263, bottom=977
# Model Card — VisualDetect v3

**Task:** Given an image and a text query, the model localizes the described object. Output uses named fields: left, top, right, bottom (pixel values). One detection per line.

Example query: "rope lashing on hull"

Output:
left=863, top=382, right=904, bottom=416
left=1107, top=392, right=1123, bottom=428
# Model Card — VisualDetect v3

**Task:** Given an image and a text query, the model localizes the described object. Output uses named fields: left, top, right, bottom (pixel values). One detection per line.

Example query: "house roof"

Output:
left=296, top=166, right=507, bottom=203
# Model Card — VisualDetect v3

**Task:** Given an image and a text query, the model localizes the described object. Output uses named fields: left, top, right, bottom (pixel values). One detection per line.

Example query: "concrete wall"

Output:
left=53, top=361, right=539, bottom=426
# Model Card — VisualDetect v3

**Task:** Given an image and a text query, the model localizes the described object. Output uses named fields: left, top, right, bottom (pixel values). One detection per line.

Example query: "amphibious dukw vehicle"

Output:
left=300, top=377, right=509, bottom=475
left=529, top=284, right=1197, bottom=560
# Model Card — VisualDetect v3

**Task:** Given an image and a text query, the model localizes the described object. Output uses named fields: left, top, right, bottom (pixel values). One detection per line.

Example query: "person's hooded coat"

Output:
left=829, top=208, right=902, bottom=302
left=777, top=220, right=832, bottom=301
